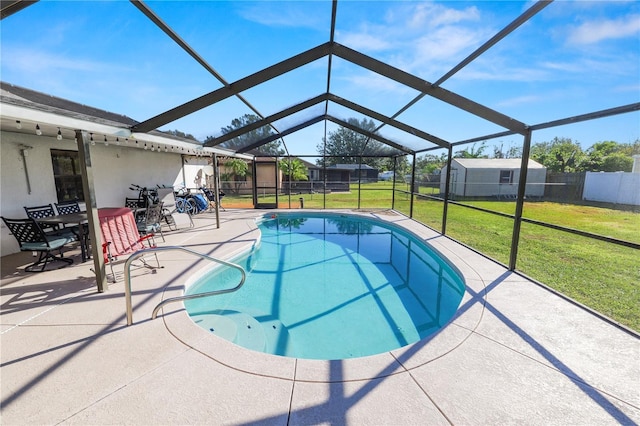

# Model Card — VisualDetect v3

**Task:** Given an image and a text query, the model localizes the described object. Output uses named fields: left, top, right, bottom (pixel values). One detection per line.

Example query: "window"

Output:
left=51, top=149, right=84, bottom=202
left=499, top=170, right=513, bottom=184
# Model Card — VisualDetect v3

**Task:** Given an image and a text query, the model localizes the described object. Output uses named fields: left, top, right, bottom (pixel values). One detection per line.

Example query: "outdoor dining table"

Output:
left=37, top=212, right=90, bottom=262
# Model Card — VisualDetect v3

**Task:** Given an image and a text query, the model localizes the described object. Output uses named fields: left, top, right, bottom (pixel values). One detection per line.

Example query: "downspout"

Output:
left=181, top=154, right=187, bottom=189
left=19, top=145, right=33, bottom=194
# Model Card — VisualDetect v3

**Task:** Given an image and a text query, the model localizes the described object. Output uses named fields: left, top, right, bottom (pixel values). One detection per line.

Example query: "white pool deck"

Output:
left=1, top=209, right=638, bottom=425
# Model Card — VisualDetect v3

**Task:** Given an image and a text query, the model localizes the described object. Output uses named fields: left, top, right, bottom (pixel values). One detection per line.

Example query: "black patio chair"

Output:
left=24, top=204, right=59, bottom=233
left=55, top=200, right=90, bottom=254
left=54, top=200, right=81, bottom=215
left=200, top=186, right=225, bottom=211
left=125, top=197, right=146, bottom=222
left=1, top=217, right=76, bottom=272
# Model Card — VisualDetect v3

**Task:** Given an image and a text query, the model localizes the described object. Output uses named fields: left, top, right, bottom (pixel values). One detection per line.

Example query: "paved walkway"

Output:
left=1, top=209, right=638, bottom=425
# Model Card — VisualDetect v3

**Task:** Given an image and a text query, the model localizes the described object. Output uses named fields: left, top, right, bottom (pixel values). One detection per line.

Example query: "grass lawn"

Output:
left=222, top=182, right=639, bottom=331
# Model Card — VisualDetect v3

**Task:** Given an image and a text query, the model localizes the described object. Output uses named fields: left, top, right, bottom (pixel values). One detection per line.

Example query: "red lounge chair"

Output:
left=98, top=207, right=161, bottom=282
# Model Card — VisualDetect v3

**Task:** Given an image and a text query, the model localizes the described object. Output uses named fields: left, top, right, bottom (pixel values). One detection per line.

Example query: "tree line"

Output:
left=197, top=114, right=639, bottom=185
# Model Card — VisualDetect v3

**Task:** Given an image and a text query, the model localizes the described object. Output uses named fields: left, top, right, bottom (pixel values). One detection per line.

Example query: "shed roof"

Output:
left=452, top=158, right=546, bottom=169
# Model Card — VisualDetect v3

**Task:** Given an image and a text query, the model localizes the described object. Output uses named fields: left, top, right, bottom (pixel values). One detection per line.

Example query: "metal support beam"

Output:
left=509, top=129, right=533, bottom=271
left=237, top=115, right=326, bottom=153
left=206, top=94, right=328, bottom=147
left=451, top=102, right=640, bottom=146
left=325, top=115, right=412, bottom=154
left=433, top=0, right=553, bottom=87
left=329, top=94, right=449, bottom=149
left=530, top=102, right=640, bottom=131
left=1, top=0, right=38, bottom=20
left=132, top=42, right=332, bottom=133
left=391, top=156, right=397, bottom=209
left=331, top=43, right=528, bottom=135
left=324, top=0, right=338, bottom=115
left=409, top=153, right=416, bottom=218
left=442, top=145, right=454, bottom=235
left=131, top=0, right=291, bottom=145
left=76, top=130, right=108, bottom=292
left=210, top=92, right=443, bottom=154
left=213, top=153, right=220, bottom=229
left=357, top=155, right=362, bottom=209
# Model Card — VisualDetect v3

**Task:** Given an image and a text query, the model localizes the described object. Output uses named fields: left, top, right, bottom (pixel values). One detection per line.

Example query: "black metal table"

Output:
left=37, top=212, right=89, bottom=262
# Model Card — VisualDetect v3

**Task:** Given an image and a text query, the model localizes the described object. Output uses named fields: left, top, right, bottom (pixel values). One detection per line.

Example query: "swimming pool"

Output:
left=185, top=212, right=465, bottom=360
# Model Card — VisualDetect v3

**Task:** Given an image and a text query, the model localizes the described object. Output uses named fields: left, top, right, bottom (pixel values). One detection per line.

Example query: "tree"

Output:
left=316, top=118, right=392, bottom=169
left=601, top=153, right=633, bottom=172
left=619, top=139, right=640, bottom=156
left=492, top=143, right=522, bottom=159
left=416, top=153, right=447, bottom=174
left=220, top=158, right=250, bottom=194
left=454, top=142, right=488, bottom=158
left=205, top=114, right=285, bottom=156
left=279, top=158, right=308, bottom=181
left=582, top=140, right=634, bottom=172
left=530, top=137, right=585, bottom=172
left=164, top=129, right=198, bottom=141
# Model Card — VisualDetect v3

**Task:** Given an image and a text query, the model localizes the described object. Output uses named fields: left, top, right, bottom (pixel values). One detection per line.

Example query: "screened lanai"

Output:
left=1, top=0, right=639, bottom=330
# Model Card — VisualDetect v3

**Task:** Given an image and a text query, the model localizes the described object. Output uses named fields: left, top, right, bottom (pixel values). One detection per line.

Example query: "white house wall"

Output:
left=1, top=130, right=186, bottom=255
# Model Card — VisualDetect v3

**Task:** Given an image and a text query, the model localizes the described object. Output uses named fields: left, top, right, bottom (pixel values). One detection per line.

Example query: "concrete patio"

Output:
left=1, top=209, right=638, bottom=425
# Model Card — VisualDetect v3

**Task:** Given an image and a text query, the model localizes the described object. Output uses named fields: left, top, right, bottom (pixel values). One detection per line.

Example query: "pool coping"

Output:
left=161, top=209, right=487, bottom=382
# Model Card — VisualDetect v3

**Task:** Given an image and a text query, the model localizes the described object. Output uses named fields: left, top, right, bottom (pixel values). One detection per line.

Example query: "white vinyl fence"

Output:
left=583, top=172, right=640, bottom=206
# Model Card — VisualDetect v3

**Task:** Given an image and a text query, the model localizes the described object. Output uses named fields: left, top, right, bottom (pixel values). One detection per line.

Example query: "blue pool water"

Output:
left=185, top=212, right=465, bottom=360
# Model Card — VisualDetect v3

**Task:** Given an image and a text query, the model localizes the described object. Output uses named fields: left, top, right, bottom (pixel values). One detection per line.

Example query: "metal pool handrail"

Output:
left=124, top=246, right=246, bottom=325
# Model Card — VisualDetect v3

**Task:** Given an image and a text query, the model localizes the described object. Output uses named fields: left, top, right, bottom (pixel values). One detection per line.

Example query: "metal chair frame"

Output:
left=137, top=202, right=165, bottom=242
left=24, top=204, right=59, bottom=233
left=1, top=216, right=75, bottom=272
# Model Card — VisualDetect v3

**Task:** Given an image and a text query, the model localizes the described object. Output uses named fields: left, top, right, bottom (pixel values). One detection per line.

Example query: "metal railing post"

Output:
left=124, top=246, right=245, bottom=325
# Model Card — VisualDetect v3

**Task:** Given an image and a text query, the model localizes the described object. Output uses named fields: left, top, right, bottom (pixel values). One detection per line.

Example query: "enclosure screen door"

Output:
left=253, top=160, right=279, bottom=209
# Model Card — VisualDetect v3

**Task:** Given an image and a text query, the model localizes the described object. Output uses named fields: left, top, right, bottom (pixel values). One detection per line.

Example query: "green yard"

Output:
left=223, top=182, right=639, bottom=331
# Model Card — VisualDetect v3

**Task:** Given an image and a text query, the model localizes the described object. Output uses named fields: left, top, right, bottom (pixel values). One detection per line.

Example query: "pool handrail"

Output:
left=124, top=246, right=246, bottom=325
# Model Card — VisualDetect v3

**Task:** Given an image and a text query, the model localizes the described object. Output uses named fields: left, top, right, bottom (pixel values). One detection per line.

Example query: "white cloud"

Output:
left=236, top=2, right=326, bottom=30
left=337, top=33, right=392, bottom=52
left=456, top=66, right=549, bottom=83
left=496, top=94, right=544, bottom=108
left=567, top=14, right=640, bottom=45
left=406, top=3, right=480, bottom=29
left=337, top=2, right=490, bottom=77
left=4, top=46, right=131, bottom=75
left=339, top=72, right=412, bottom=96
left=4, top=47, right=105, bottom=74
left=413, top=26, right=484, bottom=62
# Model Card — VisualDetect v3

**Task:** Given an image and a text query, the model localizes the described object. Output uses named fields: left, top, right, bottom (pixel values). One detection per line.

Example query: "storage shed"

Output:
left=440, top=159, right=546, bottom=199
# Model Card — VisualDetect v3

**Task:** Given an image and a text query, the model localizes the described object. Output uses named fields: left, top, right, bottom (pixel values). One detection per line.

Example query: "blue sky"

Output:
left=1, top=0, right=638, bottom=156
